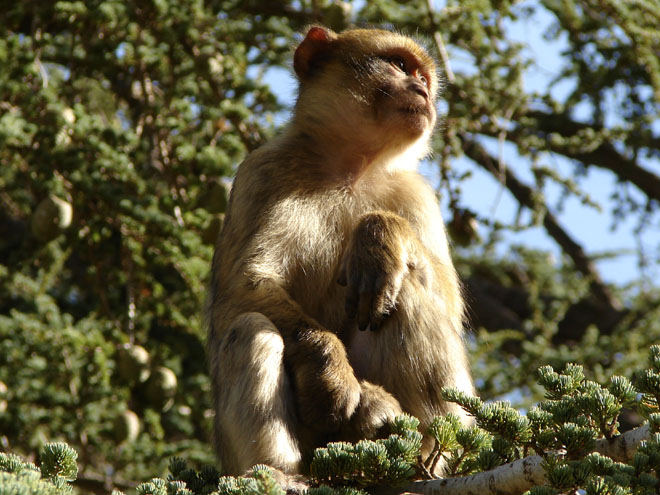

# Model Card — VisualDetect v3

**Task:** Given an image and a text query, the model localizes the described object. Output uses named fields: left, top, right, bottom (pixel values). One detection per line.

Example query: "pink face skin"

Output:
left=372, top=53, right=437, bottom=135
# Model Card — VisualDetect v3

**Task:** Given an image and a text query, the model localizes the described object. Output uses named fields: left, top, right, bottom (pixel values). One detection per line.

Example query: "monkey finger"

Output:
left=368, top=295, right=388, bottom=332
left=371, top=296, right=402, bottom=331
left=371, top=272, right=391, bottom=315
left=357, top=277, right=375, bottom=331
left=370, top=290, right=395, bottom=332
left=344, top=272, right=360, bottom=319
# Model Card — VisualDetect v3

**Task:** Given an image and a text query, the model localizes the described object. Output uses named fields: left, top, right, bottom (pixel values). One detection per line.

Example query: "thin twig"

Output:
left=424, top=0, right=455, bottom=84
left=462, top=136, right=622, bottom=312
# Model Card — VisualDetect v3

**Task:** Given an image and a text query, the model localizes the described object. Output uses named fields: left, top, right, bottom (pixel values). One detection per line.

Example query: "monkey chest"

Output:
left=260, top=189, right=388, bottom=324
left=272, top=198, right=357, bottom=319
left=285, top=220, right=348, bottom=318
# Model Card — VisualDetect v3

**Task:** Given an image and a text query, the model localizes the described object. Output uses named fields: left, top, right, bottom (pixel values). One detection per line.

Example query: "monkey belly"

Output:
left=346, top=327, right=376, bottom=379
left=345, top=314, right=464, bottom=420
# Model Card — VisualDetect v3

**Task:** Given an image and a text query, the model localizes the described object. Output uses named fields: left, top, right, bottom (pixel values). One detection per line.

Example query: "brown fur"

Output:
left=207, top=25, right=473, bottom=475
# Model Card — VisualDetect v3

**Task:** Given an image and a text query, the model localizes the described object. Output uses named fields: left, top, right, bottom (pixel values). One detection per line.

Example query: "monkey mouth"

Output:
left=398, top=105, right=432, bottom=118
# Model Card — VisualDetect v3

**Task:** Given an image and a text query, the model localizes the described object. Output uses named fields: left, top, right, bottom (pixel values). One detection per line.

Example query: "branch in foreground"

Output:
left=461, top=136, right=622, bottom=313
left=370, top=425, right=649, bottom=495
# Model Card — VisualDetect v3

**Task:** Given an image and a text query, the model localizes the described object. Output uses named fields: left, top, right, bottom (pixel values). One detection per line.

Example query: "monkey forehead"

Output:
left=336, top=29, right=432, bottom=56
left=334, top=29, right=438, bottom=84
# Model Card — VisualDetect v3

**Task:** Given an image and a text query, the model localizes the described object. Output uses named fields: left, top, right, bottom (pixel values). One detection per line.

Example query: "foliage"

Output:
left=309, top=415, right=421, bottom=487
left=0, top=443, right=78, bottom=495
left=0, top=0, right=659, bottom=492
left=4, top=346, right=660, bottom=493
left=435, top=345, right=660, bottom=494
left=0, top=0, right=295, bottom=483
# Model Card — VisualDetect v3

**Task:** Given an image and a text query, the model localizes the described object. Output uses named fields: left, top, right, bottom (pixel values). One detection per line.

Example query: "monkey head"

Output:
left=292, top=26, right=440, bottom=165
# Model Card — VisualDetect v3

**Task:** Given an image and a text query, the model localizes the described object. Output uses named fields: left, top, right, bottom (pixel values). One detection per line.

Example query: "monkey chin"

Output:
left=399, top=108, right=434, bottom=135
left=374, top=92, right=436, bottom=138
left=378, top=106, right=435, bottom=145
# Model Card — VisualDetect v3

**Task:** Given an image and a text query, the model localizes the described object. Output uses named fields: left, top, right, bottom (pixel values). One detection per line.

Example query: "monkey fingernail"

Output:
left=357, top=305, right=371, bottom=330
left=357, top=310, right=372, bottom=331
left=357, top=302, right=373, bottom=330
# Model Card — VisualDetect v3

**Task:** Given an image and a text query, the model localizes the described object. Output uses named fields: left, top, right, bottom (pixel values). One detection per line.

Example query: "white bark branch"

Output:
left=369, top=425, right=650, bottom=495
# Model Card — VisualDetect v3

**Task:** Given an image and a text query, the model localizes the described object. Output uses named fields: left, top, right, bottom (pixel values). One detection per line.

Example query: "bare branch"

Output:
left=424, top=0, right=456, bottom=85
left=498, top=110, right=660, bottom=202
left=433, top=32, right=455, bottom=84
left=461, top=136, right=622, bottom=312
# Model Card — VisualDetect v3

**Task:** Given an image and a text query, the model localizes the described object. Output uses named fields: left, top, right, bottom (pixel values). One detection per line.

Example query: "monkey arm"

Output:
left=339, top=210, right=461, bottom=332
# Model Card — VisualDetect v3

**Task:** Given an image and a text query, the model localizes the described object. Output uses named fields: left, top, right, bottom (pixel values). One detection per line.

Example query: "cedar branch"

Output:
left=370, top=425, right=649, bottom=495
left=492, top=110, right=660, bottom=201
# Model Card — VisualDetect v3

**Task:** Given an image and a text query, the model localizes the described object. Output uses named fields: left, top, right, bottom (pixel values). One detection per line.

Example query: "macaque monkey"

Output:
left=207, top=25, right=474, bottom=476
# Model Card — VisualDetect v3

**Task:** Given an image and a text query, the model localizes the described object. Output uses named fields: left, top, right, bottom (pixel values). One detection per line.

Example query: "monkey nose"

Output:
left=409, top=82, right=428, bottom=100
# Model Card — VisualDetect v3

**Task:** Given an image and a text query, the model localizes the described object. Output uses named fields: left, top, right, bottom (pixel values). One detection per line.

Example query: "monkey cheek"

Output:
left=373, top=84, right=434, bottom=131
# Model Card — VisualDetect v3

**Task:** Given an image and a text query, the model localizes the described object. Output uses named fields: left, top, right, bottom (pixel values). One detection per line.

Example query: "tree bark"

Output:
left=369, top=425, right=649, bottom=495
left=479, top=110, right=660, bottom=202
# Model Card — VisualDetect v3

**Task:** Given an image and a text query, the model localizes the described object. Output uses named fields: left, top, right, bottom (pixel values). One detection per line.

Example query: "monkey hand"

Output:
left=340, top=381, right=403, bottom=442
left=289, top=330, right=361, bottom=431
left=339, top=212, right=421, bottom=331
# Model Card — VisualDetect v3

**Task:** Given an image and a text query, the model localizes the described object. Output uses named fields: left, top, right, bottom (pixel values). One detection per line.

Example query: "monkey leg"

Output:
left=347, top=281, right=474, bottom=464
left=340, top=210, right=472, bottom=417
left=283, top=326, right=361, bottom=435
left=212, top=312, right=302, bottom=475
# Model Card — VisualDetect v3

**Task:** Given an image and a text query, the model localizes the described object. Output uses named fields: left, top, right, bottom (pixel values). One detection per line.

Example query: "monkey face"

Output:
left=330, top=31, right=439, bottom=141
left=303, top=54, right=436, bottom=138
left=293, top=27, right=440, bottom=165
left=366, top=53, right=437, bottom=135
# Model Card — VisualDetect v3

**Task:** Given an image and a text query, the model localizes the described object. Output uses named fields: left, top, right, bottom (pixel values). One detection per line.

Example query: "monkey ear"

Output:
left=294, top=26, right=337, bottom=79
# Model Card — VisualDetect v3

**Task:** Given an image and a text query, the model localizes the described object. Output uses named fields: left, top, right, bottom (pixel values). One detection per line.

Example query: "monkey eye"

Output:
left=419, top=74, right=429, bottom=87
left=385, top=56, right=407, bottom=73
